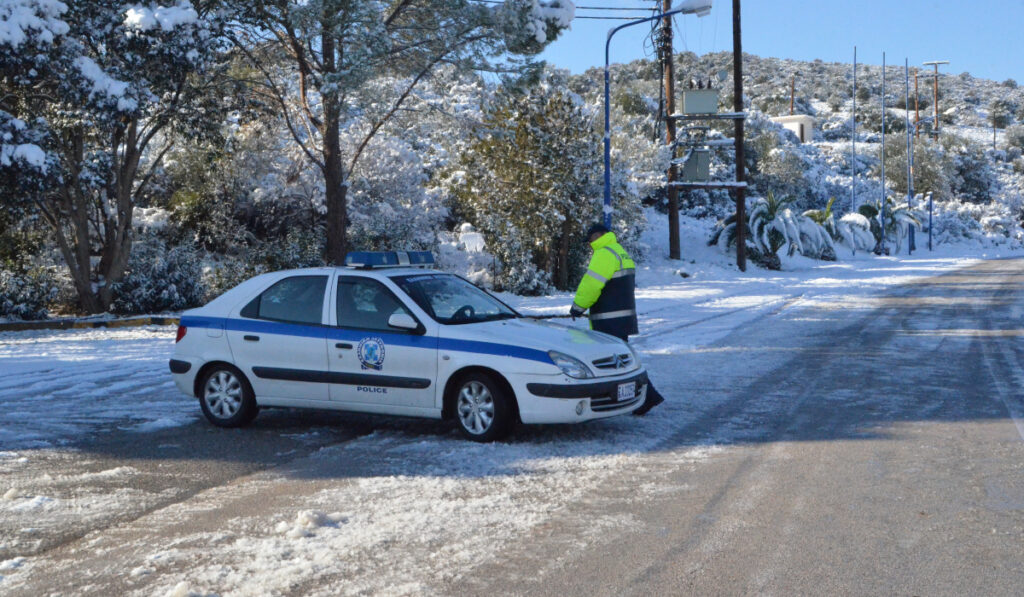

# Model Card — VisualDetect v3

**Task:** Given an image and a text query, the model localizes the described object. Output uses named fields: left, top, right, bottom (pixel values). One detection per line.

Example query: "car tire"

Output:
left=198, top=364, right=259, bottom=428
left=453, top=372, right=513, bottom=442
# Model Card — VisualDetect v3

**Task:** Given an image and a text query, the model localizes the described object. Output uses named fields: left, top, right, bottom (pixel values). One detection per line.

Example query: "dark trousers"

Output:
left=615, top=334, right=665, bottom=406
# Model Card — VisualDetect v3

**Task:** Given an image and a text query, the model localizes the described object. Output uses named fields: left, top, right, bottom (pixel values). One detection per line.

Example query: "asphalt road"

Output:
left=3, top=258, right=1023, bottom=596
left=449, top=258, right=1024, bottom=596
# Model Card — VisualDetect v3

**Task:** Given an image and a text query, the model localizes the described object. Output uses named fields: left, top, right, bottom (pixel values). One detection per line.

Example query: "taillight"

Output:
left=175, top=325, right=187, bottom=343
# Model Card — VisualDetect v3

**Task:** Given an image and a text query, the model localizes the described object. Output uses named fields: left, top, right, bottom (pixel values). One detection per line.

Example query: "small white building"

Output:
left=770, top=115, right=815, bottom=143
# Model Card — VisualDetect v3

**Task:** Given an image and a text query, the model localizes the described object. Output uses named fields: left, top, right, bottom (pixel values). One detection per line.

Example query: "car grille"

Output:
left=591, top=353, right=634, bottom=371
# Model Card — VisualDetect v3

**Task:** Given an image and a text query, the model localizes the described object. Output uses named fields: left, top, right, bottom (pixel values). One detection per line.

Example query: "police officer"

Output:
left=570, top=223, right=665, bottom=415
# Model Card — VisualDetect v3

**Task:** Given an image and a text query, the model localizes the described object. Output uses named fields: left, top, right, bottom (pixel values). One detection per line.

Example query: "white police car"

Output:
left=170, top=251, right=648, bottom=441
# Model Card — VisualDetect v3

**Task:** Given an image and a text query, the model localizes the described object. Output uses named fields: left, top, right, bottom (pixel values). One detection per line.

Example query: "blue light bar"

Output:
left=344, top=251, right=435, bottom=269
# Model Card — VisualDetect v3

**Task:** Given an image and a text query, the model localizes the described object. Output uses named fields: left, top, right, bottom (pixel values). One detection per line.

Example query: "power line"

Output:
left=470, top=0, right=651, bottom=10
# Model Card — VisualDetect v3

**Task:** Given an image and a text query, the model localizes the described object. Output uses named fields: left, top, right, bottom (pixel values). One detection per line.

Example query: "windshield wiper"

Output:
left=477, top=313, right=517, bottom=322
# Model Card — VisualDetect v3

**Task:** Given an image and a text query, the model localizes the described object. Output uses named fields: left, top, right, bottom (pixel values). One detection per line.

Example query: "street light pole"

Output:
left=905, top=58, right=915, bottom=255
left=923, top=60, right=949, bottom=136
left=603, top=2, right=712, bottom=228
left=880, top=52, right=886, bottom=254
left=851, top=46, right=857, bottom=210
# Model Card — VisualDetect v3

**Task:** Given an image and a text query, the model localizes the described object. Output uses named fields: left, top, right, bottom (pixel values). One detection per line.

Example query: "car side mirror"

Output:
left=388, top=313, right=420, bottom=332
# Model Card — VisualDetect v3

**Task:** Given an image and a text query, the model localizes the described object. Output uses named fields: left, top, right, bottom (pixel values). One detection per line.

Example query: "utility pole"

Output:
left=923, top=60, right=949, bottom=136
left=851, top=46, right=857, bottom=210
left=662, top=0, right=680, bottom=260
left=914, top=70, right=920, bottom=140
left=790, top=75, right=795, bottom=115
left=732, top=0, right=746, bottom=271
left=880, top=52, right=886, bottom=254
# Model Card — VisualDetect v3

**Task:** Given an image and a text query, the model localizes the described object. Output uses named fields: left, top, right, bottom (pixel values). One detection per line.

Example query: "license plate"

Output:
left=617, top=382, right=635, bottom=401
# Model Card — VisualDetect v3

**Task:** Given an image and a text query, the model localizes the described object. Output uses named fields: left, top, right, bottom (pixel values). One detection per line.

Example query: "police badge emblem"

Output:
left=357, top=337, right=386, bottom=371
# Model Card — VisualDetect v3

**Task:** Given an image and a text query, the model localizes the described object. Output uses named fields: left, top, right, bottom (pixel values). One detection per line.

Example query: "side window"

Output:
left=337, top=277, right=411, bottom=331
left=242, top=275, right=328, bottom=325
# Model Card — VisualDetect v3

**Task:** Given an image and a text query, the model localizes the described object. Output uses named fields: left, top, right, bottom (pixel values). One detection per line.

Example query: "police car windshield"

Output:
left=392, top=274, right=517, bottom=325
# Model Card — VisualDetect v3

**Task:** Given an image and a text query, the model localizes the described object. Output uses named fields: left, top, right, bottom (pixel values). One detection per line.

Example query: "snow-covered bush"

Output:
left=709, top=193, right=835, bottom=266
left=748, top=193, right=833, bottom=260
left=836, top=212, right=876, bottom=254
left=942, top=135, right=995, bottom=203
left=0, top=266, right=59, bottom=321
left=926, top=200, right=1024, bottom=246
left=1004, top=125, right=1024, bottom=151
left=204, top=228, right=325, bottom=301
left=858, top=197, right=923, bottom=253
left=112, top=239, right=205, bottom=315
left=879, top=134, right=953, bottom=201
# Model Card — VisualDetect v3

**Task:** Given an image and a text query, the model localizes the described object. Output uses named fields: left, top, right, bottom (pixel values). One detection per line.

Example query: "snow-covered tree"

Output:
left=229, top=0, right=575, bottom=265
left=454, top=70, right=626, bottom=293
left=2, top=0, right=225, bottom=313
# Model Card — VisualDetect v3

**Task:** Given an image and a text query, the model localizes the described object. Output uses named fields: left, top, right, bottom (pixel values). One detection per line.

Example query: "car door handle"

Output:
left=335, top=343, right=353, bottom=349
left=244, top=335, right=260, bottom=342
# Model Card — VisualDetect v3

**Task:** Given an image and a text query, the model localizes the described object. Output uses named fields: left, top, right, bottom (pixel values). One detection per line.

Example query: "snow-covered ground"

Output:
left=1, top=216, right=1021, bottom=595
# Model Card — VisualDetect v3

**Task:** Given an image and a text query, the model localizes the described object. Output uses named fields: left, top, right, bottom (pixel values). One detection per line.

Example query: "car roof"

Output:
left=267, top=266, right=451, bottom=278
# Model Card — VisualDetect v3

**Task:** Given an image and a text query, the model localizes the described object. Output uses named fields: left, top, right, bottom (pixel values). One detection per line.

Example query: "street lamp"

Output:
left=906, top=115, right=935, bottom=251
left=603, top=0, right=713, bottom=226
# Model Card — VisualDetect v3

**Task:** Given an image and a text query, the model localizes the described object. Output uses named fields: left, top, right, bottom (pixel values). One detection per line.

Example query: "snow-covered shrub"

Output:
left=748, top=193, right=833, bottom=259
left=989, top=98, right=1015, bottom=129
left=942, top=135, right=995, bottom=203
left=204, top=228, right=325, bottom=301
left=112, top=239, right=205, bottom=315
left=927, top=200, right=1024, bottom=246
left=858, top=104, right=906, bottom=134
left=859, top=197, right=923, bottom=253
left=710, top=193, right=835, bottom=265
left=879, top=134, right=953, bottom=201
left=0, top=266, right=59, bottom=321
left=1006, top=125, right=1024, bottom=151
left=835, top=213, right=876, bottom=254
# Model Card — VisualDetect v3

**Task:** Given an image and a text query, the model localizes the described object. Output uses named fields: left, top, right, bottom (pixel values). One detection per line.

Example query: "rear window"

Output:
left=241, top=275, right=328, bottom=325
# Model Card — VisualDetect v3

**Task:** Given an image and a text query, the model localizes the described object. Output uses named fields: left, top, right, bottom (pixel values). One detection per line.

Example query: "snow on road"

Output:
left=0, top=229, right=1018, bottom=594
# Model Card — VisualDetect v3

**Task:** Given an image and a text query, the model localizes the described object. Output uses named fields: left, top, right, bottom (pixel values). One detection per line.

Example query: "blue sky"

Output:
left=538, top=0, right=1024, bottom=83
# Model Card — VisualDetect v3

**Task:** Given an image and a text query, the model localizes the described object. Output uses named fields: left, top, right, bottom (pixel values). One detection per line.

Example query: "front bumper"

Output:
left=514, top=369, right=648, bottom=424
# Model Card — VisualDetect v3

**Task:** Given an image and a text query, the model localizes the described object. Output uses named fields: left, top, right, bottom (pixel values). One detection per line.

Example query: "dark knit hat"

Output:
left=586, top=222, right=610, bottom=240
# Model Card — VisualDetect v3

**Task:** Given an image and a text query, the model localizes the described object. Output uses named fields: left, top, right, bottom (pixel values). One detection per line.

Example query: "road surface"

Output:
left=1, top=259, right=1022, bottom=596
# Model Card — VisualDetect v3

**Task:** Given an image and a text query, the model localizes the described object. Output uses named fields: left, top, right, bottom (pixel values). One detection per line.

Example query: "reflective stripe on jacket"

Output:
left=572, top=232, right=638, bottom=339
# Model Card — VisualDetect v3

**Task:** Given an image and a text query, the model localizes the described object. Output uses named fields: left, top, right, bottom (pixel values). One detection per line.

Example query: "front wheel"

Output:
left=454, top=373, right=514, bottom=442
left=198, top=365, right=259, bottom=428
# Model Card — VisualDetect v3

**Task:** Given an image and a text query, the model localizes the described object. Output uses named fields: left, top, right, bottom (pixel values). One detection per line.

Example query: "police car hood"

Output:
left=455, top=317, right=634, bottom=366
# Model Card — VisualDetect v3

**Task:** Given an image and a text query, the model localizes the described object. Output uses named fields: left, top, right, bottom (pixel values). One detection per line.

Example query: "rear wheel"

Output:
left=454, top=372, right=513, bottom=442
left=198, top=365, right=258, bottom=428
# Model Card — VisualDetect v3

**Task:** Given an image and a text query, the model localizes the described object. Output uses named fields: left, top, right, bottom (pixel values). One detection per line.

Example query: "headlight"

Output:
left=548, top=350, right=592, bottom=379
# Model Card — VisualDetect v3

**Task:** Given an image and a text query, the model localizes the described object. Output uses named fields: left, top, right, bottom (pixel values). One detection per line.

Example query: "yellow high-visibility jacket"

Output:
left=573, top=232, right=638, bottom=339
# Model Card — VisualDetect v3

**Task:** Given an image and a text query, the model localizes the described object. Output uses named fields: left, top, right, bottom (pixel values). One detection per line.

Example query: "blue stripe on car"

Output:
left=180, top=316, right=553, bottom=364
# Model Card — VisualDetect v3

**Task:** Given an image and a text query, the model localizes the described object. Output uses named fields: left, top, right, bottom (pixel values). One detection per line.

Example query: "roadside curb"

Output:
left=0, top=316, right=181, bottom=333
